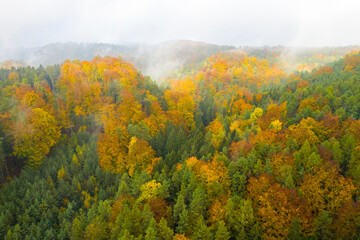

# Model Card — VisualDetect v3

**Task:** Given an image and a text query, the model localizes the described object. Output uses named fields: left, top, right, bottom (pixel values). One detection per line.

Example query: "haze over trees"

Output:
left=0, top=45, right=360, bottom=239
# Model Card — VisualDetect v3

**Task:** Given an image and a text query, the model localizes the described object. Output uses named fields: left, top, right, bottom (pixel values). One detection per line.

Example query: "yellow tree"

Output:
left=117, top=90, right=145, bottom=125
left=13, top=108, right=61, bottom=167
left=247, top=174, right=312, bottom=239
left=126, top=136, right=160, bottom=176
left=258, top=103, right=287, bottom=130
left=300, top=165, right=355, bottom=215
left=164, top=90, right=196, bottom=131
left=144, top=93, right=167, bottom=135
left=287, top=117, right=329, bottom=145
left=206, top=119, right=226, bottom=150
left=97, top=104, right=129, bottom=173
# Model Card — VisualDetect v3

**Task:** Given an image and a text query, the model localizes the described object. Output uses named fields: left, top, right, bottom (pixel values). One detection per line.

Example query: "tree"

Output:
left=300, top=166, right=355, bottom=215
left=206, top=119, right=226, bottom=150
left=176, top=209, right=190, bottom=235
left=157, top=218, right=174, bottom=240
left=215, top=221, right=230, bottom=240
left=84, top=216, right=107, bottom=240
left=250, top=108, right=263, bottom=123
left=313, top=211, right=332, bottom=240
left=126, top=137, right=160, bottom=176
left=13, top=108, right=61, bottom=167
left=191, top=216, right=212, bottom=240
left=173, top=192, right=186, bottom=223
left=189, top=186, right=207, bottom=218
left=173, top=233, right=191, bottom=240
left=72, top=213, right=87, bottom=240
left=0, top=137, right=8, bottom=182
left=137, top=180, right=161, bottom=203
left=287, top=217, right=304, bottom=240
left=247, top=174, right=311, bottom=239
left=120, top=229, right=135, bottom=240
left=225, top=197, right=254, bottom=237
left=145, top=218, right=158, bottom=240
left=164, top=90, right=196, bottom=131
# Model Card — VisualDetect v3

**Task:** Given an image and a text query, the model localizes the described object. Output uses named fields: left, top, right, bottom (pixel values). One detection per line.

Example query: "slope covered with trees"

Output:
left=0, top=50, right=360, bottom=239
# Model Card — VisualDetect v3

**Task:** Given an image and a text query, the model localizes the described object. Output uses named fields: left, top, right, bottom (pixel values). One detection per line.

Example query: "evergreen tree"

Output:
left=173, top=192, right=186, bottom=223
left=145, top=218, right=158, bottom=240
left=313, top=211, right=332, bottom=240
left=120, top=229, right=135, bottom=240
left=215, top=221, right=230, bottom=240
left=287, top=217, right=304, bottom=240
left=192, top=216, right=212, bottom=240
left=189, top=186, right=207, bottom=218
left=176, top=209, right=189, bottom=234
left=237, top=225, right=247, bottom=240
left=157, top=218, right=174, bottom=240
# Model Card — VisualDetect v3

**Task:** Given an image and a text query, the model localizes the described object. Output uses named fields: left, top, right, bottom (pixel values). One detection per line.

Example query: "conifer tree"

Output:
left=215, top=221, right=230, bottom=240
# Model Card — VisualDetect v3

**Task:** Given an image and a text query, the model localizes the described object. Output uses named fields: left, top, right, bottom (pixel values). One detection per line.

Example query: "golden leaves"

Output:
left=13, top=108, right=61, bottom=167
left=164, top=90, right=196, bottom=131
left=137, top=180, right=162, bottom=203
left=300, top=165, right=355, bottom=215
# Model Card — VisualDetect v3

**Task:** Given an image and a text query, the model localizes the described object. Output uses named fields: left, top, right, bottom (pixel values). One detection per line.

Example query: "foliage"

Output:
left=0, top=51, right=360, bottom=239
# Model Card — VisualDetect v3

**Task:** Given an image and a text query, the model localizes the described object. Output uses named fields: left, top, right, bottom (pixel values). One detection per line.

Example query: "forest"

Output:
left=0, top=49, right=360, bottom=240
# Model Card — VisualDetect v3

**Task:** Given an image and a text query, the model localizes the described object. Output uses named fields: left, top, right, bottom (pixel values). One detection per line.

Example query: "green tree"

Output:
left=157, top=218, right=174, bottom=240
left=287, top=217, right=304, bottom=240
left=173, top=192, right=186, bottom=223
left=145, top=218, right=158, bottom=240
left=176, top=209, right=189, bottom=234
left=189, top=186, right=207, bottom=218
left=192, top=216, right=212, bottom=240
left=313, top=211, right=332, bottom=240
left=119, top=229, right=135, bottom=240
left=215, top=221, right=230, bottom=240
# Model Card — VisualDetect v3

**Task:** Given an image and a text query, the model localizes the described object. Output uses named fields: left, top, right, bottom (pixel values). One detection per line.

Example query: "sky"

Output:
left=1, top=0, right=359, bottom=49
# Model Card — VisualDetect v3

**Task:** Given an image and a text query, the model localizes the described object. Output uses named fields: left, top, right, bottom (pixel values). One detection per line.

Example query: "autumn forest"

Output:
left=0, top=47, right=360, bottom=240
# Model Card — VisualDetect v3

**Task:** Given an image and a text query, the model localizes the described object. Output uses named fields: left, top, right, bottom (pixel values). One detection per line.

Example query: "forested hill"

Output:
left=1, top=42, right=358, bottom=81
left=0, top=41, right=235, bottom=81
left=0, top=50, right=360, bottom=239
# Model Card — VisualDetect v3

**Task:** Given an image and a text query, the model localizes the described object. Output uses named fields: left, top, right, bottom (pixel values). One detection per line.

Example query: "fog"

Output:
left=1, top=0, right=359, bottom=50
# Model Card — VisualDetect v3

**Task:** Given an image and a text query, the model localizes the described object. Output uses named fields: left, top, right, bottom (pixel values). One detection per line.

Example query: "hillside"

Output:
left=0, top=41, right=234, bottom=81
left=2, top=41, right=358, bottom=82
left=0, top=50, right=360, bottom=239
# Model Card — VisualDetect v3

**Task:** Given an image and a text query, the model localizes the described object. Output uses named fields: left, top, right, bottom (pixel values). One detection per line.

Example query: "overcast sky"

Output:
left=1, top=0, right=359, bottom=49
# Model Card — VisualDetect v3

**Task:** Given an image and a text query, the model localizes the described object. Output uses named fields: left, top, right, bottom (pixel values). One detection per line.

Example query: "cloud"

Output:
left=0, top=0, right=359, bottom=49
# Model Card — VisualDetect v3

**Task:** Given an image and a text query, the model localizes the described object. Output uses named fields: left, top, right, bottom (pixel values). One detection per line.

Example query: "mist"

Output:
left=1, top=0, right=360, bottom=50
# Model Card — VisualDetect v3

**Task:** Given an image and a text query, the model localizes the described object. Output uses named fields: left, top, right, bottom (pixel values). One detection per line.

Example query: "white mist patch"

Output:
left=143, top=59, right=185, bottom=82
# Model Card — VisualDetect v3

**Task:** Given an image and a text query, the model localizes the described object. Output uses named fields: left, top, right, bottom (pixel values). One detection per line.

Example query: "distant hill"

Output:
left=0, top=42, right=137, bottom=66
left=0, top=41, right=235, bottom=81
left=1, top=41, right=358, bottom=80
left=236, top=45, right=360, bottom=72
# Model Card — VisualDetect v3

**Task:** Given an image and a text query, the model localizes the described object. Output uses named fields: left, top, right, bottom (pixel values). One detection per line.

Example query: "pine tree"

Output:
left=215, top=221, right=230, bottom=240
left=145, top=218, right=158, bottom=240
left=313, top=211, right=332, bottom=240
left=192, top=216, right=212, bottom=240
left=173, top=193, right=186, bottom=223
left=72, top=213, right=87, bottom=240
left=142, top=204, right=154, bottom=232
left=165, top=128, right=177, bottom=155
left=287, top=217, right=304, bottom=240
left=189, top=186, right=207, bottom=217
left=231, top=172, right=247, bottom=197
left=237, top=225, right=247, bottom=240
left=176, top=209, right=189, bottom=234
left=120, top=229, right=135, bottom=240
left=157, top=218, right=174, bottom=240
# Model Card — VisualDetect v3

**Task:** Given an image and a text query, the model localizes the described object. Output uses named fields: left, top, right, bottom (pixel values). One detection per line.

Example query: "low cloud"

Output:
left=1, top=0, right=359, bottom=51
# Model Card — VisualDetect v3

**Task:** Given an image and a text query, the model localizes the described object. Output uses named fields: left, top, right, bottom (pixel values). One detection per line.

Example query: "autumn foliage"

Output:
left=0, top=50, right=360, bottom=240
